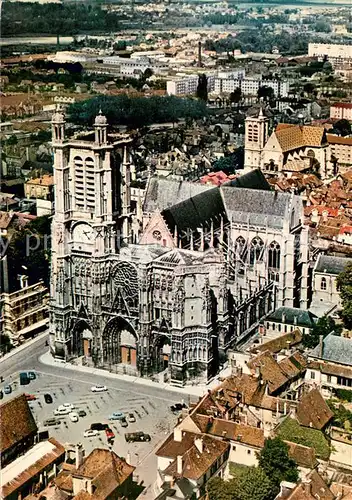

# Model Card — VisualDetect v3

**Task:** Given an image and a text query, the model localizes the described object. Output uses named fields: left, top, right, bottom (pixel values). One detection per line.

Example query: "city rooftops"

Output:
left=310, top=332, right=352, bottom=367
left=0, top=394, right=37, bottom=454
left=266, top=307, right=317, bottom=328
left=314, top=254, right=351, bottom=275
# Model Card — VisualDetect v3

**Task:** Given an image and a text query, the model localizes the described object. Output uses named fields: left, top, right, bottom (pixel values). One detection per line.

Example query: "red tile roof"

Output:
left=0, top=394, right=37, bottom=454
left=296, top=389, right=333, bottom=430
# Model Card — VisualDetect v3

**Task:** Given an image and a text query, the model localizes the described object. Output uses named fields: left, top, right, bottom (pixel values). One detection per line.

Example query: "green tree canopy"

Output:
left=257, top=437, right=298, bottom=491
left=333, top=119, right=351, bottom=137
left=337, top=263, right=352, bottom=329
left=235, top=466, right=272, bottom=500
left=302, top=315, right=342, bottom=348
left=196, top=74, right=208, bottom=102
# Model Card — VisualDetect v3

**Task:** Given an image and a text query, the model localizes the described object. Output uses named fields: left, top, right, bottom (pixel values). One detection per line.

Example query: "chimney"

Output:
left=319, top=335, right=324, bottom=358
left=194, top=437, right=203, bottom=453
left=75, top=443, right=84, bottom=468
left=174, top=427, right=182, bottom=442
left=290, top=405, right=297, bottom=420
left=177, top=455, right=183, bottom=474
left=293, top=316, right=297, bottom=326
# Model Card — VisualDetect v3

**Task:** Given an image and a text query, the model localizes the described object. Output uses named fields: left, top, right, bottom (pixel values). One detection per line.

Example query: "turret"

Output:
left=94, top=110, right=108, bottom=145
left=52, top=109, right=66, bottom=144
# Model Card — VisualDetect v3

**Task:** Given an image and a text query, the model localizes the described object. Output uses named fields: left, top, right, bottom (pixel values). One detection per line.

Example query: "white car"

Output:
left=91, top=385, right=107, bottom=393
left=84, top=429, right=99, bottom=438
left=54, top=407, right=71, bottom=416
left=58, top=403, right=75, bottom=411
left=69, top=412, right=79, bottom=423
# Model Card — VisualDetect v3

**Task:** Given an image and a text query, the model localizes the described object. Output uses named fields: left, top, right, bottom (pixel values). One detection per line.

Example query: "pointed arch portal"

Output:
left=71, top=319, right=92, bottom=357
left=102, top=316, right=138, bottom=367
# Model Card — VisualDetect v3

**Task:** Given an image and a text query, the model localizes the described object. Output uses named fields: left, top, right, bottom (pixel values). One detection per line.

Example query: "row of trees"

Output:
left=207, top=438, right=298, bottom=500
left=68, top=95, right=208, bottom=129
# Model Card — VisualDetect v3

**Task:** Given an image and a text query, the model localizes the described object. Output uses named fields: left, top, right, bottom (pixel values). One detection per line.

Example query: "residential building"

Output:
left=0, top=394, right=38, bottom=468
left=50, top=111, right=309, bottom=385
left=155, top=428, right=230, bottom=497
left=213, top=77, right=290, bottom=97
left=53, top=448, right=135, bottom=499
left=308, top=43, right=352, bottom=66
left=311, top=254, right=351, bottom=313
left=24, top=174, right=54, bottom=201
left=1, top=281, right=49, bottom=346
left=307, top=332, right=352, bottom=396
left=278, top=470, right=335, bottom=500
left=264, top=307, right=317, bottom=339
left=1, top=438, right=65, bottom=500
left=330, top=103, right=352, bottom=121
left=327, top=134, right=352, bottom=173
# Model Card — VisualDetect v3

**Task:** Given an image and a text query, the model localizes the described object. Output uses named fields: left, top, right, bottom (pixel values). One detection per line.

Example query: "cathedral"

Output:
left=50, top=111, right=309, bottom=386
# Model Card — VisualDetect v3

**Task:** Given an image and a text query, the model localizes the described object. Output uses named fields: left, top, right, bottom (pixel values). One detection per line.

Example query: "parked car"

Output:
left=25, top=394, right=37, bottom=401
left=120, top=418, right=128, bottom=428
left=78, top=410, right=87, bottom=417
left=108, top=412, right=125, bottom=421
left=58, top=403, right=74, bottom=411
left=105, top=428, right=115, bottom=440
left=91, top=385, right=107, bottom=393
left=84, top=429, right=99, bottom=438
left=4, top=385, right=12, bottom=394
left=0, top=391, right=3, bottom=400
left=54, top=407, right=71, bottom=416
left=170, top=403, right=187, bottom=413
left=90, top=423, right=109, bottom=431
left=28, top=371, right=36, bottom=380
left=128, top=412, right=136, bottom=423
left=44, top=418, right=59, bottom=427
left=69, top=412, right=79, bottom=423
left=44, top=394, right=53, bottom=404
left=125, top=432, right=151, bottom=443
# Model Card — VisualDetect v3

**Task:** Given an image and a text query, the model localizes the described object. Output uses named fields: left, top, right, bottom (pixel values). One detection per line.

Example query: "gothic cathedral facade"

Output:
left=50, top=112, right=309, bottom=386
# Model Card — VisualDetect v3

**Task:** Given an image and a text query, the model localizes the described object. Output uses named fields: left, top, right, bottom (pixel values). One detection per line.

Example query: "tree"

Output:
left=337, top=263, right=352, bottom=329
left=302, top=315, right=342, bottom=348
left=196, top=73, right=208, bottom=102
left=0, top=334, right=12, bottom=354
left=143, top=68, right=153, bottom=80
left=257, top=437, right=298, bottom=492
left=258, top=86, right=274, bottom=101
left=235, top=467, right=272, bottom=500
left=334, top=119, right=351, bottom=137
left=230, top=87, right=242, bottom=105
left=303, top=82, right=316, bottom=96
left=207, top=477, right=235, bottom=500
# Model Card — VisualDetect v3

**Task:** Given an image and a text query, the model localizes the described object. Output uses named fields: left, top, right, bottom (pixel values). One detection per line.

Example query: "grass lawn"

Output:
left=229, top=462, right=249, bottom=477
left=277, top=417, right=330, bottom=460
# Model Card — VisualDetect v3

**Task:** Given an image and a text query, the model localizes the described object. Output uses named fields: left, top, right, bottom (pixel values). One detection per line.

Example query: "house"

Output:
left=251, top=329, right=303, bottom=355
left=278, top=469, right=335, bottom=500
left=306, top=332, right=352, bottom=397
left=0, top=394, right=38, bottom=468
left=311, top=254, right=351, bottom=314
left=0, top=211, right=14, bottom=237
left=1, top=438, right=65, bottom=500
left=54, top=448, right=135, bottom=499
left=155, top=428, right=230, bottom=498
left=24, top=174, right=54, bottom=201
left=264, top=307, right=317, bottom=338
left=295, top=388, right=333, bottom=431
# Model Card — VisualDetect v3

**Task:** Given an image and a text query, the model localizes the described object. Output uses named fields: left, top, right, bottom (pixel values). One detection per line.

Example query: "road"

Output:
left=0, top=334, right=194, bottom=499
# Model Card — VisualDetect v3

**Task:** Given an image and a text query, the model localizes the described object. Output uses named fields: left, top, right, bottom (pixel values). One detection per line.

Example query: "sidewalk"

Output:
left=0, top=330, right=48, bottom=365
left=39, top=351, right=228, bottom=397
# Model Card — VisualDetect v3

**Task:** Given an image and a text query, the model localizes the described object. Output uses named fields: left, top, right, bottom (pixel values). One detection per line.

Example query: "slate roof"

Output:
left=267, top=307, right=317, bottom=328
left=220, top=188, right=293, bottom=229
left=143, top=177, right=212, bottom=213
left=162, top=187, right=227, bottom=233
left=315, top=254, right=351, bottom=275
left=224, top=168, right=270, bottom=191
left=0, top=394, right=37, bottom=453
left=296, top=389, right=333, bottom=430
left=310, top=332, right=352, bottom=366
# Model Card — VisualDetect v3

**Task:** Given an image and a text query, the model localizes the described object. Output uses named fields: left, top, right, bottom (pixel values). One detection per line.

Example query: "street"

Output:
left=0, top=335, right=196, bottom=499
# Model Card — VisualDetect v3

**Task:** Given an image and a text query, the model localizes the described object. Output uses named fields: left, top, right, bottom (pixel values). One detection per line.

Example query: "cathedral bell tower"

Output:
left=244, top=107, right=269, bottom=170
left=94, top=110, right=108, bottom=145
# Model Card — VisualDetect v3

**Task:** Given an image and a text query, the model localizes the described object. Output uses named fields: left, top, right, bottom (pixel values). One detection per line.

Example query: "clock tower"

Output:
left=50, top=111, right=134, bottom=358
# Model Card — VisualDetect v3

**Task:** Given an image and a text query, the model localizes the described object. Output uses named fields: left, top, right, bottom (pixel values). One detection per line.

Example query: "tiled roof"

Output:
left=285, top=441, right=318, bottom=468
left=308, top=359, right=352, bottom=379
left=267, top=307, right=317, bottom=328
left=220, top=188, right=292, bottom=229
left=252, top=329, right=303, bottom=354
left=143, top=177, right=212, bottom=213
left=314, top=254, right=351, bottom=275
left=287, top=470, right=334, bottom=500
left=1, top=438, right=65, bottom=498
left=274, top=124, right=326, bottom=153
left=296, top=389, right=333, bottom=430
left=26, top=174, right=54, bottom=187
left=162, top=433, right=229, bottom=481
left=310, top=332, right=352, bottom=367
left=332, top=102, right=352, bottom=109
left=0, top=211, right=14, bottom=229
left=191, top=414, right=265, bottom=448
left=0, top=394, right=37, bottom=453
left=224, top=168, right=270, bottom=190
left=327, top=134, right=352, bottom=146
left=248, top=351, right=289, bottom=394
